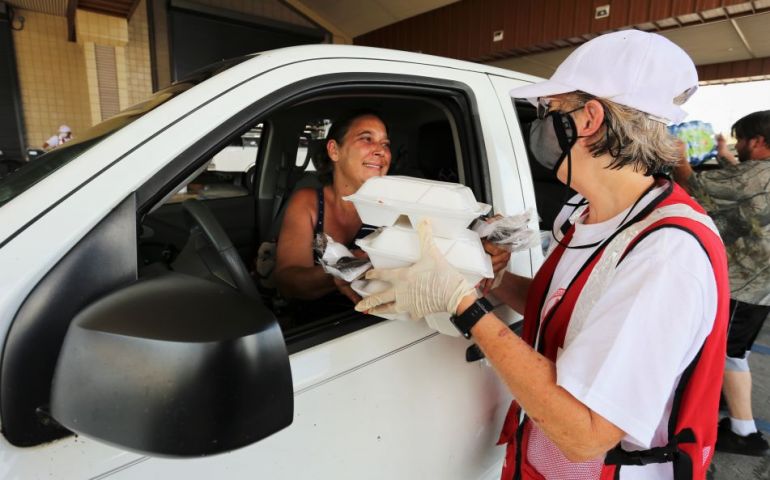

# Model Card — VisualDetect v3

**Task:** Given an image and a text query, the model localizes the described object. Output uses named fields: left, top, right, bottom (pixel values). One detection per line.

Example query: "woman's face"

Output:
left=328, top=115, right=391, bottom=186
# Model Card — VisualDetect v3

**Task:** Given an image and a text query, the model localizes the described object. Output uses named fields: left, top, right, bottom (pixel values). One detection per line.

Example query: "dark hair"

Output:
left=732, top=110, right=770, bottom=144
left=315, top=109, right=389, bottom=184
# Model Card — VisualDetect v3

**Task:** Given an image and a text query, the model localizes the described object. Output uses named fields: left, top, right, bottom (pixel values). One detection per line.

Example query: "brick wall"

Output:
left=12, top=9, right=90, bottom=148
left=125, top=0, right=152, bottom=107
left=12, top=0, right=153, bottom=146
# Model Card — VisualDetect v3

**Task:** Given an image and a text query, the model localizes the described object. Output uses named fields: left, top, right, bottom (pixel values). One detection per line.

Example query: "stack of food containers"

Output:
left=344, top=176, right=494, bottom=336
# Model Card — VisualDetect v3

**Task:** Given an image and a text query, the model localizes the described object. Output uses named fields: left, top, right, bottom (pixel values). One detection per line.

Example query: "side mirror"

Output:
left=50, top=274, right=292, bottom=457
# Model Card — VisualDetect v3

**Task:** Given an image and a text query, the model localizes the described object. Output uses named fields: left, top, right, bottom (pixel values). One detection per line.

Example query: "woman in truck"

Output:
left=274, top=109, right=392, bottom=307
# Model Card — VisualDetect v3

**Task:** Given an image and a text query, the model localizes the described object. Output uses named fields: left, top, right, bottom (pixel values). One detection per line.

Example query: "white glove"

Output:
left=354, top=219, right=476, bottom=320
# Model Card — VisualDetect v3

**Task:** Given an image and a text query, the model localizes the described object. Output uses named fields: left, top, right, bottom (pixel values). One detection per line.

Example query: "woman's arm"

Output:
left=460, top=296, right=625, bottom=462
left=274, top=189, right=337, bottom=300
left=490, top=271, right=532, bottom=315
left=356, top=220, right=623, bottom=460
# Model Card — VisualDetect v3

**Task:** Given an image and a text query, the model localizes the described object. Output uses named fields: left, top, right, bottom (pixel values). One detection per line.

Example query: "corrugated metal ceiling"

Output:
left=7, top=0, right=67, bottom=16
left=298, top=0, right=459, bottom=38
left=488, top=11, right=770, bottom=82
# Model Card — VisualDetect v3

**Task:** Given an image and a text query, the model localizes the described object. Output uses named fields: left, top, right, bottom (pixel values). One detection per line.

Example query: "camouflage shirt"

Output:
left=690, top=158, right=770, bottom=306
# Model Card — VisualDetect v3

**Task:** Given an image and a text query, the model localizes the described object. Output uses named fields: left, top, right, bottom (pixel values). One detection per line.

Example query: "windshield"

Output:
left=0, top=55, right=254, bottom=208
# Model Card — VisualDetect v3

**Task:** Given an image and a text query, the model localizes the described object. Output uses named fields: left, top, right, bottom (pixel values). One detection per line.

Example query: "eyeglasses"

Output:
left=537, top=97, right=584, bottom=119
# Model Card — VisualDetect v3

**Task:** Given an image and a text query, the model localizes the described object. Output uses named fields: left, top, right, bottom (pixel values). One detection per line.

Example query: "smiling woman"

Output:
left=273, top=109, right=391, bottom=312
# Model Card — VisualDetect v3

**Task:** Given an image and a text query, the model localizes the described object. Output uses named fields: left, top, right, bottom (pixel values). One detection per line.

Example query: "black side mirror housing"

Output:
left=50, top=274, right=292, bottom=457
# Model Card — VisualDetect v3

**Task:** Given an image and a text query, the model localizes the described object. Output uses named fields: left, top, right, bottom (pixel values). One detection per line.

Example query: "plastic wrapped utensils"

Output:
left=313, top=233, right=371, bottom=283
left=472, top=209, right=541, bottom=252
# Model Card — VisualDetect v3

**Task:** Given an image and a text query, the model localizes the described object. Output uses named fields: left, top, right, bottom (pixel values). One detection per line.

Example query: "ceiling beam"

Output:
left=729, top=18, right=755, bottom=58
left=77, top=0, right=134, bottom=18
left=127, top=0, right=140, bottom=20
left=283, top=0, right=351, bottom=44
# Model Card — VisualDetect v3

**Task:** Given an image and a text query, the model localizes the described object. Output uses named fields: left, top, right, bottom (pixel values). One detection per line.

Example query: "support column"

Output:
left=75, top=9, right=128, bottom=124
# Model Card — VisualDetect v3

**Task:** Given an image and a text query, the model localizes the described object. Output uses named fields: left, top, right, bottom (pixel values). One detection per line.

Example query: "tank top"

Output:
left=313, top=187, right=376, bottom=261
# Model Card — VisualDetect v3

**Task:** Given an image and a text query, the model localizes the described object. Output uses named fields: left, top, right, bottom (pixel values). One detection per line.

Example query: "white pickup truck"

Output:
left=0, top=45, right=557, bottom=479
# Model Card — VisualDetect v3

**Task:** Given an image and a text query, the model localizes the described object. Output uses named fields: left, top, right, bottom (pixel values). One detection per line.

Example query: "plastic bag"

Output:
left=668, top=121, right=717, bottom=166
left=313, top=233, right=371, bottom=283
left=472, top=209, right=541, bottom=252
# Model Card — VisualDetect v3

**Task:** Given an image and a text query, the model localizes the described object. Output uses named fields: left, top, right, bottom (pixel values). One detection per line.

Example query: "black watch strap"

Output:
left=451, top=297, right=493, bottom=339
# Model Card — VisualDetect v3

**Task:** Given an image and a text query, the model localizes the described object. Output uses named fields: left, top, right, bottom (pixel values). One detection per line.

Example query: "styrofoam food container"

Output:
left=351, top=279, right=464, bottom=337
left=355, top=225, right=493, bottom=286
left=343, top=176, right=491, bottom=237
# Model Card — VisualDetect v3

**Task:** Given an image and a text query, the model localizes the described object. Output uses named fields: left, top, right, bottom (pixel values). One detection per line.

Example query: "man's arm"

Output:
left=672, top=140, right=697, bottom=194
left=715, top=134, right=738, bottom=166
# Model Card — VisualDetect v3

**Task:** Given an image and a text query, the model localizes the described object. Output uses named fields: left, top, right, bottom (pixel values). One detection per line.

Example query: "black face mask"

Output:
left=528, top=109, right=581, bottom=173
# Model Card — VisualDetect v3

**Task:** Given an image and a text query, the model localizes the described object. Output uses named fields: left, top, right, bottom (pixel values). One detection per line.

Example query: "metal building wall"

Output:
left=355, top=0, right=753, bottom=62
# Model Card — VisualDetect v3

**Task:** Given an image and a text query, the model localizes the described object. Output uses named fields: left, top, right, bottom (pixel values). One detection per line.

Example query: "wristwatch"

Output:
left=450, top=297, right=493, bottom=339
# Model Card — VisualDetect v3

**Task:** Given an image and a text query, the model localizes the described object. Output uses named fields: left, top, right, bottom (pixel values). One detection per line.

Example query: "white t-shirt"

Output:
left=45, top=134, right=71, bottom=148
left=529, top=184, right=717, bottom=480
left=45, top=135, right=61, bottom=148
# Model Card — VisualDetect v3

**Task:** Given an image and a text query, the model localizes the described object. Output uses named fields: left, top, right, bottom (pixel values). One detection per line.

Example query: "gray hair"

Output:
left=565, top=91, right=681, bottom=175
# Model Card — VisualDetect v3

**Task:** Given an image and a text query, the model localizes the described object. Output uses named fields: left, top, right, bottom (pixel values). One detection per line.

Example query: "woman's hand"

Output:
left=480, top=240, right=511, bottom=294
left=330, top=248, right=368, bottom=303
left=333, top=276, right=362, bottom=304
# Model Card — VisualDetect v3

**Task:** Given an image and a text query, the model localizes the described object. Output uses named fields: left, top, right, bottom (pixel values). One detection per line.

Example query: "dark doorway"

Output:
left=168, top=3, right=325, bottom=81
left=0, top=3, right=26, bottom=162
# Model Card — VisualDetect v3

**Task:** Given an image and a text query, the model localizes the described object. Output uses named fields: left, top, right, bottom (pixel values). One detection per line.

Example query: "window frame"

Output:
left=136, top=73, right=492, bottom=352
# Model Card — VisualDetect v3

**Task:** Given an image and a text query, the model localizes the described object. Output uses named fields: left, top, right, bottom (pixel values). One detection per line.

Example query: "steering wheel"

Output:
left=181, top=199, right=261, bottom=301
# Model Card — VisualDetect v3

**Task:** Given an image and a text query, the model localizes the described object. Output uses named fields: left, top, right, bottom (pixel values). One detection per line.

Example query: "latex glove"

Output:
left=354, top=219, right=476, bottom=320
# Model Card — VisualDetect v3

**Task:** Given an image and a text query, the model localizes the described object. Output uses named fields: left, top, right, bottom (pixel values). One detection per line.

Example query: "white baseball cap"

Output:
left=509, top=30, right=698, bottom=123
left=58, top=124, right=71, bottom=134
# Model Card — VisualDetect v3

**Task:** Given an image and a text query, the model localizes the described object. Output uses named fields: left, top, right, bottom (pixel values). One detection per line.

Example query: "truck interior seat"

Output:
left=515, top=101, right=574, bottom=231
left=416, top=121, right=459, bottom=182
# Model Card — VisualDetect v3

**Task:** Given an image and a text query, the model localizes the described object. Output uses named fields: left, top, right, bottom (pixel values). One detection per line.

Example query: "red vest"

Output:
left=498, top=183, right=729, bottom=480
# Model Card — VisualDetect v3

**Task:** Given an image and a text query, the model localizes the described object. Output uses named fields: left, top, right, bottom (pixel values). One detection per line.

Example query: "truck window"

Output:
left=512, top=98, right=573, bottom=231
left=168, top=123, right=264, bottom=203
left=295, top=119, right=329, bottom=169
left=139, top=87, right=486, bottom=346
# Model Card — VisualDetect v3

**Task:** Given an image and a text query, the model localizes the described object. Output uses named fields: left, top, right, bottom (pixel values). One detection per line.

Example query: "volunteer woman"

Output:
left=275, top=110, right=391, bottom=304
left=356, top=31, right=730, bottom=480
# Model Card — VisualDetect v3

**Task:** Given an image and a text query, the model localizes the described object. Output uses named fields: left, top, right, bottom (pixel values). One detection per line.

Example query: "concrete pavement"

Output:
left=709, top=315, right=770, bottom=479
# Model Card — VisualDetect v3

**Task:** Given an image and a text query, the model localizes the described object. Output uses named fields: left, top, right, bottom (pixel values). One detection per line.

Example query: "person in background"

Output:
left=674, top=110, right=770, bottom=457
left=43, top=125, right=73, bottom=150
left=357, top=30, right=730, bottom=479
